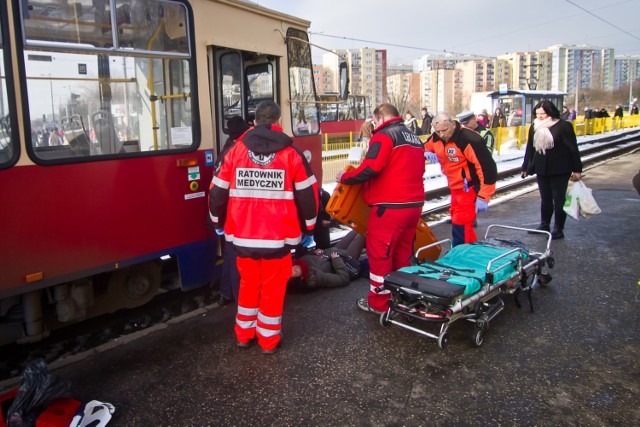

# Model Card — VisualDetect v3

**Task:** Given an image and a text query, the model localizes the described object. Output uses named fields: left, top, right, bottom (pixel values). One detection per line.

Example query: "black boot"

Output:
left=551, top=227, right=564, bottom=240
left=529, top=222, right=550, bottom=234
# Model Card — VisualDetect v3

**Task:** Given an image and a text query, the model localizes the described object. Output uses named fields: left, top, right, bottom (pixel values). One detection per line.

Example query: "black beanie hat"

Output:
left=227, top=116, right=250, bottom=140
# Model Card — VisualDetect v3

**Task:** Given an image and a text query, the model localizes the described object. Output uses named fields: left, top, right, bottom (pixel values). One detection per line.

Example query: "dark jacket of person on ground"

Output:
left=290, top=231, right=366, bottom=289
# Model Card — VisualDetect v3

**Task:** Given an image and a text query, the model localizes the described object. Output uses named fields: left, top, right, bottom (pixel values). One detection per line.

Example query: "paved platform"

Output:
left=41, top=151, right=640, bottom=425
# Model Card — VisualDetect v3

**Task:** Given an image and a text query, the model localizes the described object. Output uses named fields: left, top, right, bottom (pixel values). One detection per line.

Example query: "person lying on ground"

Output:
left=289, top=231, right=366, bottom=289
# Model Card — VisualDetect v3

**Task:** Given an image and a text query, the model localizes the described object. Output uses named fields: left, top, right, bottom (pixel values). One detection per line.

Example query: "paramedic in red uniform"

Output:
left=209, top=101, right=318, bottom=354
left=424, top=113, right=497, bottom=246
left=336, top=103, right=425, bottom=315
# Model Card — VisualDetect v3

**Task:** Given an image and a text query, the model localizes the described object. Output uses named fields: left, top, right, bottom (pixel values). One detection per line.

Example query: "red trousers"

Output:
left=450, top=188, right=477, bottom=246
left=367, top=206, right=422, bottom=312
left=235, top=254, right=292, bottom=351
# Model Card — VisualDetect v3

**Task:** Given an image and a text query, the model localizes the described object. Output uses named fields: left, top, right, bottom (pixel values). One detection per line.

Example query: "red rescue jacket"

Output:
left=209, top=124, right=318, bottom=259
left=424, top=122, right=497, bottom=201
left=341, top=117, right=425, bottom=208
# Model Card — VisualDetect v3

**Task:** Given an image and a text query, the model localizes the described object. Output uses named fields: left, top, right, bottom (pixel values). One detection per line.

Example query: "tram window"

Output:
left=319, top=101, right=337, bottom=122
left=0, top=18, right=15, bottom=168
left=221, top=53, right=242, bottom=122
left=246, top=63, right=274, bottom=116
left=286, top=28, right=319, bottom=136
left=116, top=0, right=189, bottom=55
left=19, top=0, right=197, bottom=163
left=22, top=0, right=189, bottom=56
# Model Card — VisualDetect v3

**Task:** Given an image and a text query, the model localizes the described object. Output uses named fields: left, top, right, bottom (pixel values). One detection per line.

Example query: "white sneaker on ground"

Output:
left=356, top=298, right=383, bottom=315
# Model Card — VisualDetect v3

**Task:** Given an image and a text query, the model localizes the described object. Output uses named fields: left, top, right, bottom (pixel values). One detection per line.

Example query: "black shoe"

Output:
left=237, top=339, right=254, bottom=349
left=528, top=224, right=550, bottom=234
left=262, top=345, right=279, bottom=355
left=551, top=229, right=564, bottom=240
left=218, top=296, right=233, bottom=307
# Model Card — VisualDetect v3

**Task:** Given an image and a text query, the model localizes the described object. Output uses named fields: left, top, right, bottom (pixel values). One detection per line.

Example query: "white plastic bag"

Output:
left=563, top=183, right=580, bottom=220
left=576, top=181, right=601, bottom=216
left=563, top=181, right=601, bottom=220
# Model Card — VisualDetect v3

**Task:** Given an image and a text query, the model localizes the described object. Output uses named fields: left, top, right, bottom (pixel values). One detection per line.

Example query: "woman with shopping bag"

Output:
left=521, top=100, right=583, bottom=240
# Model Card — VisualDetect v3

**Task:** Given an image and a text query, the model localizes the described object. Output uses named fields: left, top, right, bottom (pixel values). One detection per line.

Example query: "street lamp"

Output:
left=628, top=63, right=635, bottom=113
left=49, top=78, right=55, bottom=124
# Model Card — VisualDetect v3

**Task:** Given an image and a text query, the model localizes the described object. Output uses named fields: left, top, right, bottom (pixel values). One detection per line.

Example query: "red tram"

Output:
left=0, top=0, right=345, bottom=345
left=318, top=93, right=370, bottom=135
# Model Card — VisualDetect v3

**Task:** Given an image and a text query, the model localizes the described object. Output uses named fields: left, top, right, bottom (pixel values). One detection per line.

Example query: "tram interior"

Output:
left=22, top=0, right=195, bottom=161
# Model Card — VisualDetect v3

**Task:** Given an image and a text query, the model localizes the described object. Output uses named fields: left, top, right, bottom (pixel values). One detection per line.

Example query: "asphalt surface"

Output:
left=12, top=151, right=640, bottom=426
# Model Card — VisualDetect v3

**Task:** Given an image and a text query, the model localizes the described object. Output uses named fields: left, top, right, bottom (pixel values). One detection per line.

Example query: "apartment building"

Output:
left=614, top=55, right=640, bottom=89
left=322, top=48, right=386, bottom=107
left=386, top=72, right=421, bottom=113
left=455, top=59, right=511, bottom=108
left=545, top=44, right=615, bottom=94
left=496, top=51, right=552, bottom=91
left=312, top=65, right=335, bottom=94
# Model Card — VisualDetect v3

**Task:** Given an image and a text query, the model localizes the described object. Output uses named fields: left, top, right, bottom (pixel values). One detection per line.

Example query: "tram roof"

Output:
left=487, top=90, right=567, bottom=98
left=227, top=0, right=311, bottom=28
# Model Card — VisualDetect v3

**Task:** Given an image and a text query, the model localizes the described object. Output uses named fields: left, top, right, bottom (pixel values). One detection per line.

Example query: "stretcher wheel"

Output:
left=379, top=312, right=390, bottom=327
left=537, top=272, right=552, bottom=288
left=472, top=327, right=485, bottom=347
left=437, top=332, right=449, bottom=349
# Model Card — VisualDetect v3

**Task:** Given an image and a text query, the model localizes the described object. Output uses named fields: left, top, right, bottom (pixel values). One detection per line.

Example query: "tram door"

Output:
left=211, top=48, right=277, bottom=158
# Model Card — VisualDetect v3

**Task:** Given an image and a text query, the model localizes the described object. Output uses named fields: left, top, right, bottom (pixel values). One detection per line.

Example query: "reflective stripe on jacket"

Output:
left=209, top=124, right=318, bottom=259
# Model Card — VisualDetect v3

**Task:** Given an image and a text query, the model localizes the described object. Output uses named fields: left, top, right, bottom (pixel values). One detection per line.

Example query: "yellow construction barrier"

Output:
left=320, top=116, right=640, bottom=184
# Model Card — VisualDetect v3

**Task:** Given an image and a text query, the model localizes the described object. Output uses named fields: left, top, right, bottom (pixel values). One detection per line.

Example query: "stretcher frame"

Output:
left=380, top=225, right=554, bottom=349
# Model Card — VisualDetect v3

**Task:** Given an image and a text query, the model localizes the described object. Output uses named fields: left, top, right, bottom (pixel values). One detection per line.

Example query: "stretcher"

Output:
left=380, top=225, right=555, bottom=349
left=326, top=166, right=441, bottom=262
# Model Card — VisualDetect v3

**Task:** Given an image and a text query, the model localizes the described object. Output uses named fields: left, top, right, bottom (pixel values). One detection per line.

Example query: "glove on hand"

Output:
left=301, top=234, right=315, bottom=248
left=424, top=152, right=438, bottom=163
left=215, top=228, right=225, bottom=236
left=475, top=198, right=489, bottom=213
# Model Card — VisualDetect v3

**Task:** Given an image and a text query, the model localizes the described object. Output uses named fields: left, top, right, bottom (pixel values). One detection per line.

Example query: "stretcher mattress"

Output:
left=388, top=240, right=529, bottom=299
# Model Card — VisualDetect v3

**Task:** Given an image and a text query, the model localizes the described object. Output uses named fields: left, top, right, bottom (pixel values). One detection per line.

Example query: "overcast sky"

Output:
left=254, top=0, right=639, bottom=64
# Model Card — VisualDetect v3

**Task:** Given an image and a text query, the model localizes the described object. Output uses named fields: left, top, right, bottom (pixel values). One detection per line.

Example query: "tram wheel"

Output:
left=107, top=261, right=161, bottom=309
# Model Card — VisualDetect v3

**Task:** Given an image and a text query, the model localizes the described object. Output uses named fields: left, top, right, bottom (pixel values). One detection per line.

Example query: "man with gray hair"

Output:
left=424, top=113, right=497, bottom=246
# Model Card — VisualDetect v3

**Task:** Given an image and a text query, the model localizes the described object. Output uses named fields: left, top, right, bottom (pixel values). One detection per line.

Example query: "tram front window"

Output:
left=19, top=0, right=197, bottom=163
left=287, top=28, right=319, bottom=136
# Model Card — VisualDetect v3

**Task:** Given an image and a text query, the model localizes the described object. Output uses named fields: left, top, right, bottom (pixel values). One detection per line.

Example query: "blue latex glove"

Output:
left=301, top=234, right=315, bottom=248
left=215, top=228, right=225, bottom=236
left=424, top=151, right=438, bottom=163
left=476, top=198, right=489, bottom=213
